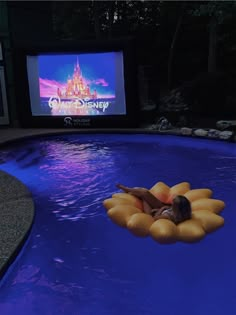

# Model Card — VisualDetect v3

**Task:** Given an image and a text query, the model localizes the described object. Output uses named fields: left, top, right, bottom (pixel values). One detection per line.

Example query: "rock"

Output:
left=207, top=129, right=220, bottom=139
left=193, top=129, right=208, bottom=137
left=149, top=116, right=173, bottom=131
left=216, top=120, right=236, bottom=130
left=181, top=127, right=192, bottom=136
left=219, top=131, right=233, bottom=140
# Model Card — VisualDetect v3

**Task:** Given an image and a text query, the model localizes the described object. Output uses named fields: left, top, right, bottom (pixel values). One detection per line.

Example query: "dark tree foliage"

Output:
left=52, top=1, right=161, bottom=40
left=49, top=1, right=236, bottom=118
left=52, top=1, right=94, bottom=40
left=190, top=1, right=236, bottom=73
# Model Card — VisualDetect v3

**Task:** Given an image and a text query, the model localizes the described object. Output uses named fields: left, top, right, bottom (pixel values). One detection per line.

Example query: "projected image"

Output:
left=27, top=52, right=126, bottom=116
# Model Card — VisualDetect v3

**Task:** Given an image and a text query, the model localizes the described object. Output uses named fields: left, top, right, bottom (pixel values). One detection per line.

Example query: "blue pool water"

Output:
left=0, top=134, right=236, bottom=315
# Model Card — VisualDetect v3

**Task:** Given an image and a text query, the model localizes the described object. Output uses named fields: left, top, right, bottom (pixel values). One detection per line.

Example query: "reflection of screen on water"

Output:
left=26, top=52, right=126, bottom=116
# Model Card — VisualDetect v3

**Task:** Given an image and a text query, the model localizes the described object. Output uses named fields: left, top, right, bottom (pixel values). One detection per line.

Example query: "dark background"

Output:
left=0, top=78, right=3, bottom=116
left=0, top=1, right=236, bottom=127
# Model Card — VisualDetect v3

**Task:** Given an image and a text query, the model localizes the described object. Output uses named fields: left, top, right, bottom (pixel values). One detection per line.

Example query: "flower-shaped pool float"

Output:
left=103, top=182, right=225, bottom=244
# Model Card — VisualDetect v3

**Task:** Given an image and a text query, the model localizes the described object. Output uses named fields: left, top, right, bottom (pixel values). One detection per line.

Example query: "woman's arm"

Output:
left=153, top=213, right=172, bottom=221
left=152, top=209, right=177, bottom=223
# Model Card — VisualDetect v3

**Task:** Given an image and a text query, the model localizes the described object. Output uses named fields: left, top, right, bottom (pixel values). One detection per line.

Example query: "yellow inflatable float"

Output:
left=103, top=181, right=225, bottom=244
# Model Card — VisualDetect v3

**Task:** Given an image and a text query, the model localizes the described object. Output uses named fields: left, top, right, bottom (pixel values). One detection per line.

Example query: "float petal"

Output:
left=103, top=197, right=142, bottom=211
left=184, top=189, right=213, bottom=202
left=167, top=182, right=191, bottom=203
left=127, top=213, right=154, bottom=237
left=192, top=210, right=224, bottom=233
left=191, top=198, right=225, bottom=213
left=149, top=219, right=178, bottom=244
left=177, top=219, right=206, bottom=243
left=107, top=205, right=142, bottom=227
left=150, top=182, right=170, bottom=203
left=112, top=193, right=143, bottom=210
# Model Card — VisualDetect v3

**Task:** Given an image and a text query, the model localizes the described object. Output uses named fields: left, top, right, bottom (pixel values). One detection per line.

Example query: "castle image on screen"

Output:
left=56, top=59, right=97, bottom=100
left=27, top=52, right=126, bottom=117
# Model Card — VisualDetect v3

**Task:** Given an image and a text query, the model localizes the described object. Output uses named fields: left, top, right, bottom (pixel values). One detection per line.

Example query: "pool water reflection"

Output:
left=0, top=134, right=236, bottom=315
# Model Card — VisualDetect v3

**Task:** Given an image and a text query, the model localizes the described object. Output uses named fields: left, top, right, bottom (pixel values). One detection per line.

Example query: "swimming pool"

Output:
left=0, top=133, right=236, bottom=315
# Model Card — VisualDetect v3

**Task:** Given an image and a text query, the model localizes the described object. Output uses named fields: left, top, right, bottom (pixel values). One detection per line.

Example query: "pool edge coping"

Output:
left=0, top=171, right=35, bottom=280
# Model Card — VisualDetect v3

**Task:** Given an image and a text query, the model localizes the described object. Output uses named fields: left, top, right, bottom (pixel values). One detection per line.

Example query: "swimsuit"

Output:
left=161, top=207, right=177, bottom=223
left=152, top=206, right=182, bottom=224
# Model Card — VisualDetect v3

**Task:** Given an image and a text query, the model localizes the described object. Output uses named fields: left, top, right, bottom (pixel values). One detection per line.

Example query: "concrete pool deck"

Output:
left=0, top=126, right=235, bottom=279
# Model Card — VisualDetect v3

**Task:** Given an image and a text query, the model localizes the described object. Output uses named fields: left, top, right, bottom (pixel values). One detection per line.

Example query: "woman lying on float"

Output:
left=103, top=181, right=225, bottom=244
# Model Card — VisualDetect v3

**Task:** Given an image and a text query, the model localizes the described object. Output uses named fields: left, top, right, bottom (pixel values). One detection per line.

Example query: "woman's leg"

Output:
left=116, top=184, right=167, bottom=210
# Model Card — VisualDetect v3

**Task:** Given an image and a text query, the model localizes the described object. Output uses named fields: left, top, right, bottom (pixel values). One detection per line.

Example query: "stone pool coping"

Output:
left=0, top=126, right=235, bottom=279
left=0, top=171, right=34, bottom=279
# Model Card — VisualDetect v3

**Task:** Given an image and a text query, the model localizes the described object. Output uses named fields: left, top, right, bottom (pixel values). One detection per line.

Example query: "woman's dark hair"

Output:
left=174, top=195, right=192, bottom=221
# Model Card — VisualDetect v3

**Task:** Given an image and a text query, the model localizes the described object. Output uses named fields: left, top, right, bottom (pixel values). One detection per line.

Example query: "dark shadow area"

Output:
left=0, top=1, right=235, bottom=130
